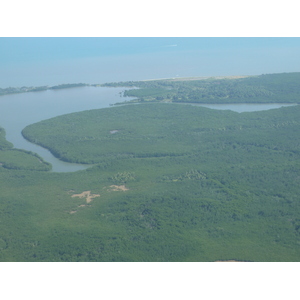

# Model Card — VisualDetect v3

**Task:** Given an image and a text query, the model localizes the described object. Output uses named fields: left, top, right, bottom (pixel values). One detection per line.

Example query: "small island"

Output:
left=0, top=83, right=89, bottom=96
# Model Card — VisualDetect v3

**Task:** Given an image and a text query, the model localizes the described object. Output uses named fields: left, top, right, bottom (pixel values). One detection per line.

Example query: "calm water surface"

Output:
left=193, top=103, right=297, bottom=113
left=0, top=86, right=133, bottom=172
left=0, top=87, right=297, bottom=172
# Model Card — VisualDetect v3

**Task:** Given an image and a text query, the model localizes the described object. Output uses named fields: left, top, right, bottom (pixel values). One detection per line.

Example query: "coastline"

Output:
left=140, top=75, right=251, bottom=82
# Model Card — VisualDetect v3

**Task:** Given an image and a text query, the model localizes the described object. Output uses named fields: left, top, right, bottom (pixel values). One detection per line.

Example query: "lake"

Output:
left=0, top=87, right=297, bottom=172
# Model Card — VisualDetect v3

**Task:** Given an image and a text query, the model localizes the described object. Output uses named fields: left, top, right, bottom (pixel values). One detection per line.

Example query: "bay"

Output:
left=0, top=86, right=134, bottom=172
left=0, top=86, right=297, bottom=172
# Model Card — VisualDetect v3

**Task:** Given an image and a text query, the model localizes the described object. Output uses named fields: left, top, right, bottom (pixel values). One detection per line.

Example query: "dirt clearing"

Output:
left=215, top=260, right=245, bottom=262
left=108, top=185, right=129, bottom=191
left=71, top=191, right=100, bottom=203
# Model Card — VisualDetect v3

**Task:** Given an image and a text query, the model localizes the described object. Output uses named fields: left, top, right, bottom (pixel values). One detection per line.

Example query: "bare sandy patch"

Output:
left=71, top=191, right=100, bottom=203
left=142, top=75, right=250, bottom=82
left=215, top=260, right=244, bottom=262
left=108, top=185, right=129, bottom=192
left=70, top=210, right=77, bottom=214
left=110, top=130, right=119, bottom=134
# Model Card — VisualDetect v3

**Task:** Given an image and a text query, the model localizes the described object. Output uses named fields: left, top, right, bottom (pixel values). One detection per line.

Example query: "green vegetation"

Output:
left=49, top=83, right=88, bottom=90
left=1, top=72, right=300, bottom=261
left=0, top=127, right=51, bottom=171
left=0, top=86, right=46, bottom=95
left=110, top=171, right=136, bottom=184
left=101, top=73, right=300, bottom=104
left=0, top=127, right=13, bottom=150
left=0, top=83, right=89, bottom=96
left=7, top=102, right=298, bottom=261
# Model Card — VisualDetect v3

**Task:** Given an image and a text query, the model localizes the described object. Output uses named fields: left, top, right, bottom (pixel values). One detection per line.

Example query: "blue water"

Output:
left=0, top=86, right=136, bottom=172
left=1, top=37, right=300, bottom=87
left=1, top=37, right=300, bottom=172
left=0, top=86, right=296, bottom=172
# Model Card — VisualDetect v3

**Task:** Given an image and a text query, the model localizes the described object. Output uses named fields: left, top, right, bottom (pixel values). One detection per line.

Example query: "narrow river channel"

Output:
left=0, top=86, right=134, bottom=172
left=0, top=86, right=297, bottom=172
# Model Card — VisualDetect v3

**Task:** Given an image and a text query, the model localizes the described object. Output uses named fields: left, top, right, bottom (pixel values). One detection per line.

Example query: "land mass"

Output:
left=0, top=83, right=89, bottom=96
left=1, top=72, right=300, bottom=262
left=4, top=73, right=300, bottom=106
left=100, top=72, right=300, bottom=105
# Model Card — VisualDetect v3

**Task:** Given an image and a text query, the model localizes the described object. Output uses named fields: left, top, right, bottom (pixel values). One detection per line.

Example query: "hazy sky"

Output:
left=2, top=37, right=300, bottom=63
left=1, top=37, right=300, bottom=87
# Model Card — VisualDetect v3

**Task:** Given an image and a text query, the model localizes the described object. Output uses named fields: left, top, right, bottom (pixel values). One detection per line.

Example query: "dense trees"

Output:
left=103, top=72, right=300, bottom=104
left=12, top=103, right=300, bottom=261
left=0, top=126, right=51, bottom=171
left=0, top=83, right=88, bottom=96
left=1, top=73, right=300, bottom=261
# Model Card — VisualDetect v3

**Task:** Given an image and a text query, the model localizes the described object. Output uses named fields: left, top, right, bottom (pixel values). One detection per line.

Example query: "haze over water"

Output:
left=1, top=37, right=300, bottom=172
left=1, top=37, right=300, bottom=88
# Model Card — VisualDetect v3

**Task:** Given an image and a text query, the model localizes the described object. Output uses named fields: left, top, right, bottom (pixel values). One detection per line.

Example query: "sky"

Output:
left=1, top=2, right=299, bottom=297
left=2, top=36, right=299, bottom=299
left=1, top=37, right=300, bottom=64
left=1, top=37, right=300, bottom=87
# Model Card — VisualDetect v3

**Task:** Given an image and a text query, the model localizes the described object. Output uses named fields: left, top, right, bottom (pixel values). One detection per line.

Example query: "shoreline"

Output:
left=140, top=75, right=251, bottom=82
left=0, top=75, right=252, bottom=96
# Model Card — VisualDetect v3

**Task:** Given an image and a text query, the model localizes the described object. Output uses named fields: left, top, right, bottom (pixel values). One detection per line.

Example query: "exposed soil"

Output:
left=142, top=75, right=250, bottom=82
left=108, top=185, right=129, bottom=191
left=214, top=260, right=245, bottom=262
left=110, top=130, right=119, bottom=134
left=71, top=191, right=100, bottom=203
left=168, top=75, right=250, bottom=81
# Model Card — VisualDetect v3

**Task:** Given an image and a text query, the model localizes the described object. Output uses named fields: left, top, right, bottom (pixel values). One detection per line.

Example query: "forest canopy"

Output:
left=16, top=103, right=300, bottom=261
left=101, top=72, right=300, bottom=104
left=1, top=72, right=300, bottom=262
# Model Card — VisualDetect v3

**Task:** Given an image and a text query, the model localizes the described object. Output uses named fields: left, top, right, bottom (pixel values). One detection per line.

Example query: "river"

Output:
left=0, top=87, right=296, bottom=172
left=0, top=86, right=135, bottom=172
